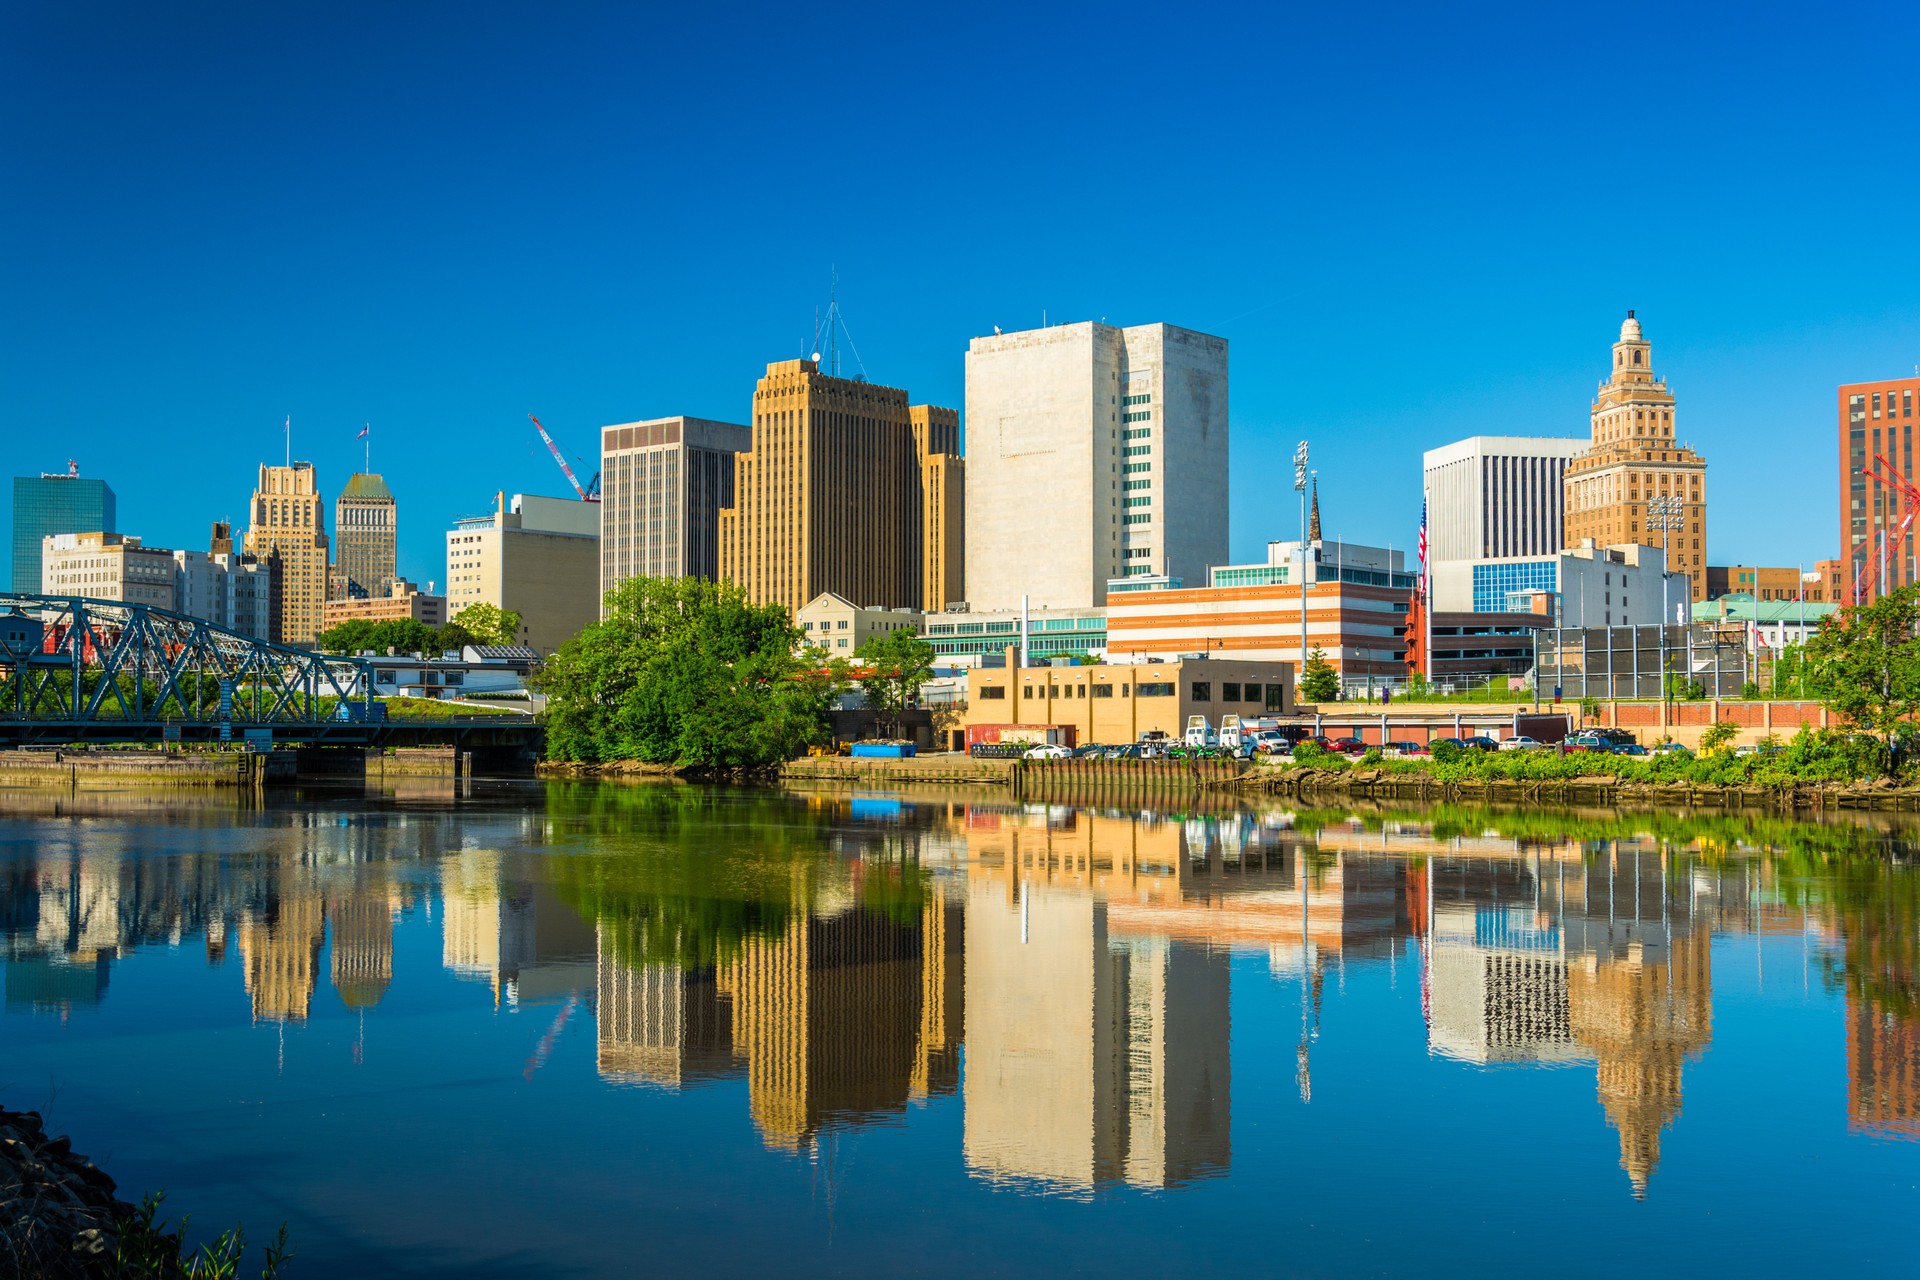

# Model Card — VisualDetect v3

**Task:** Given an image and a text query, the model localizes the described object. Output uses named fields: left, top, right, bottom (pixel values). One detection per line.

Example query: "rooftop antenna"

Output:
left=284, top=414, right=291, bottom=468
left=807, top=267, right=868, bottom=381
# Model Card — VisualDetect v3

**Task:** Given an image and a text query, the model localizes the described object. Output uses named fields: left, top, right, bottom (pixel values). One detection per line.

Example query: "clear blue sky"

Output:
left=4, top=0, right=1917, bottom=589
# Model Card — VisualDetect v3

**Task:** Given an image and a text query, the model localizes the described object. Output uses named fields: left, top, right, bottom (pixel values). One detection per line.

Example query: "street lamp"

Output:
left=1647, top=494, right=1685, bottom=707
left=1295, top=441, right=1310, bottom=688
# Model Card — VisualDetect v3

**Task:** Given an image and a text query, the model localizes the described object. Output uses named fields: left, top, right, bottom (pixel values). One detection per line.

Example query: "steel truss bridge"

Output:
left=0, top=594, right=536, bottom=749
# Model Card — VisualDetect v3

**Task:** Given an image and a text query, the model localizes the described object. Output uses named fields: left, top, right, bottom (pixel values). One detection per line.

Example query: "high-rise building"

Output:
left=1838, top=375, right=1920, bottom=602
left=243, top=463, right=330, bottom=645
left=718, top=359, right=952, bottom=615
left=1563, top=313, right=1709, bottom=601
left=333, top=473, right=398, bottom=599
left=911, top=406, right=966, bottom=611
left=445, top=492, right=599, bottom=655
left=1423, top=436, right=1585, bottom=561
left=964, top=322, right=1228, bottom=611
left=40, top=532, right=176, bottom=609
left=11, top=467, right=114, bottom=594
left=598, top=416, right=751, bottom=600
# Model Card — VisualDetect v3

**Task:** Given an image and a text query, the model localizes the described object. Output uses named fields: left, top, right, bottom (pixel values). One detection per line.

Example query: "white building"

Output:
left=598, top=416, right=751, bottom=594
left=794, top=592, right=923, bottom=655
left=964, top=321, right=1227, bottom=612
left=1430, top=539, right=1680, bottom=628
left=42, top=533, right=176, bottom=609
left=446, top=493, right=600, bottom=655
left=1423, top=435, right=1586, bottom=562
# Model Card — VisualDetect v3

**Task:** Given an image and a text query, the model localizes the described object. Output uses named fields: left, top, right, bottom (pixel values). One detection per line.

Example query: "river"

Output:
left=1, top=780, right=1915, bottom=1277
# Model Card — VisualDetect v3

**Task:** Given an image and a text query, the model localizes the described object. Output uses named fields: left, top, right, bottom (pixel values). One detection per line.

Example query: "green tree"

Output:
left=530, top=575, right=843, bottom=768
left=434, top=620, right=478, bottom=652
left=1700, top=719, right=1740, bottom=754
left=855, top=626, right=936, bottom=740
left=1299, top=648, right=1340, bottom=703
left=1804, top=585, right=1920, bottom=769
left=452, top=602, right=523, bottom=647
left=316, top=618, right=380, bottom=653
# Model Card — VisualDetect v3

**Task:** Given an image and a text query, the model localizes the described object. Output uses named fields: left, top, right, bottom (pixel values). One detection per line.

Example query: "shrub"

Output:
left=1700, top=720, right=1740, bottom=754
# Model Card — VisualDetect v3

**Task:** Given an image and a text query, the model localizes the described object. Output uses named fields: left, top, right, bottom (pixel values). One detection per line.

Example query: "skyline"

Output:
left=5, top=2, right=1920, bottom=587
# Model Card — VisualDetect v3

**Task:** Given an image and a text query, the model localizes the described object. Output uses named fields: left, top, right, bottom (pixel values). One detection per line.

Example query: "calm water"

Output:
left=1, top=781, right=1916, bottom=1278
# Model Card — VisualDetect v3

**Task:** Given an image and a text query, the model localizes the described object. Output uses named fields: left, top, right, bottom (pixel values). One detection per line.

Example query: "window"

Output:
left=1244, top=683, right=1262, bottom=702
left=978, top=685, right=1006, bottom=700
left=1191, top=681, right=1211, bottom=702
left=1091, top=684, right=1114, bottom=698
left=1124, top=410, right=1152, bottom=423
left=836, top=638, right=847, bottom=648
left=1125, top=462, right=1151, bottom=473
left=1076, top=684, right=1086, bottom=698
left=1125, top=514, right=1151, bottom=525
left=1222, top=682, right=1241, bottom=701
left=1126, top=497, right=1151, bottom=508
left=1123, top=394, right=1151, bottom=406
left=1125, top=479, right=1150, bottom=491
left=837, top=620, right=848, bottom=629
left=1124, top=428, right=1151, bottom=440
left=1266, top=684, right=1286, bottom=711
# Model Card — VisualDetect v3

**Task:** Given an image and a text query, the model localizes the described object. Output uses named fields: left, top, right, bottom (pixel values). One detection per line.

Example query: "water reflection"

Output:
left=2, top=786, right=1918, bottom=1213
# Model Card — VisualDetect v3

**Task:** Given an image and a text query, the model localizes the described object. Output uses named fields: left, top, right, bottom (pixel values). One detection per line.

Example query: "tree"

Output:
left=434, top=621, right=478, bottom=653
left=316, top=618, right=380, bottom=654
left=530, top=575, right=843, bottom=768
left=1299, top=648, right=1340, bottom=703
left=1700, top=719, right=1740, bottom=754
left=452, top=602, right=523, bottom=647
left=855, top=626, right=936, bottom=739
left=1805, top=586, right=1920, bottom=771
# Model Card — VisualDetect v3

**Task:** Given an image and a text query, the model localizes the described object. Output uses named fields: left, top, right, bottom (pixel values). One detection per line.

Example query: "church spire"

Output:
left=1308, top=477, right=1322, bottom=544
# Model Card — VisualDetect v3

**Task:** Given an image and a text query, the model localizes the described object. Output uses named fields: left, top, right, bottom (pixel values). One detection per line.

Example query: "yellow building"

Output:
left=963, top=656, right=1294, bottom=746
left=244, top=463, right=331, bottom=645
left=1564, top=313, right=1709, bottom=601
left=320, top=579, right=445, bottom=631
left=911, top=405, right=966, bottom=611
left=239, top=892, right=325, bottom=1023
left=718, top=358, right=958, bottom=616
left=333, top=472, right=398, bottom=599
left=40, top=532, right=177, bottom=609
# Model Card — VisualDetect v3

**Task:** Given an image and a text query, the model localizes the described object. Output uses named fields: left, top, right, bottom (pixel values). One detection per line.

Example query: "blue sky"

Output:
left=4, top=0, right=1917, bottom=589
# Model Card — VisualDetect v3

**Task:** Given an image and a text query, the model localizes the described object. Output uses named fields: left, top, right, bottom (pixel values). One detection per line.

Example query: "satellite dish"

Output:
left=811, top=351, right=821, bottom=363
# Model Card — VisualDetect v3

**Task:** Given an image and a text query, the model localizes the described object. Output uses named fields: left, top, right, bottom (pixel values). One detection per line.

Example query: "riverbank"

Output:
left=0, top=1106, right=134, bottom=1278
left=1247, top=765, right=1920, bottom=809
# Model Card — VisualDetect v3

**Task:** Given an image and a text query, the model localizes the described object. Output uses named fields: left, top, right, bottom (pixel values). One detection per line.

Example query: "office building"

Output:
left=1423, top=436, right=1585, bottom=561
left=795, top=592, right=923, bottom=654
left=718, top=359, right=952, bottom=615
left=1705, top=564, right=1812, bottom=603
left=1430, top=539, right=1677, bottom=627
left=1809, top=558, right=1845, bottom=604
left=964, top=322, right=1228, bottom=611
left=1839, top=375, right=1920, bottom=602
left=912, top=406, right=966, bottom=611
left=243, top=463, right=331, bottom=645
left=11, top=466, right=114, bottom=594
left=1564, top=312, right=1708, bottom=601
left=923, top=603, right=1109, bottom=662
left=1105, top=539, right=1413, bottom=681
left=445, top=492, right=599, bottom=655
left=333, top=473, right=398, bottom=599
left=321, top=579, right=446, bottom=631
left=599, top=416, right=752, bottom=597
left=41, top=532, right=176, bottom=609
left=963, top=656, right=1294, bottom=744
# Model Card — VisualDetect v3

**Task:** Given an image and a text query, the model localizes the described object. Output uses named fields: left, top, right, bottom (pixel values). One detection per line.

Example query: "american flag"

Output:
left=356, top=424, right=370, bottom=440
left=1418, top=498, right=1428, bottom=574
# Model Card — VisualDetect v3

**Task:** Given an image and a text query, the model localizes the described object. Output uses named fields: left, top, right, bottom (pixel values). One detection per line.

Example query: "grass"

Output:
left=115, top=1190, right=293, bottom=1279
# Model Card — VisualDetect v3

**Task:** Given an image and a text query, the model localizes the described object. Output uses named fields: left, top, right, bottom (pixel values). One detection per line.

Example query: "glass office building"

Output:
left=11, top=473, right=116, bottom=593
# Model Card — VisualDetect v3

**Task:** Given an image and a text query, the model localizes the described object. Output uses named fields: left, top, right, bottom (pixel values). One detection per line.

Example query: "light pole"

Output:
left=1647, top=494, right=1684, bottom=704
left=1295, top=441, right=1310, bottom=690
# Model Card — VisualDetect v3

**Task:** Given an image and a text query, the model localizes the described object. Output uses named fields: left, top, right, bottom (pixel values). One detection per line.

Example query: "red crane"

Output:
left=529, top=415, right=600, bottom=502
left=1852, top=453, right=1920, bottom=603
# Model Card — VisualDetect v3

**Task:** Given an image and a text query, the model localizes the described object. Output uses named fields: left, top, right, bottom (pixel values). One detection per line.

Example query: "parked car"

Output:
left=1023, top=744, right=1071, bottom=760
left=1733, top=742, right=1782, bottom=758
left=1463, top=736, right=1501, bottom=752
left=1383, top=741, right=1428, bottom=759
left=1326, top=737, right=1368, bottom=756
left=1498, top=736, right=1540, bottom=751
left=1429, top=737, right=1470, bottom=753
left=1562, top=733, right=1613, bottom=753
left=1070, top=743, right=1107, bottom=758
left=1651, top=742, right=1694, bottom=758
left=1613, top=743, right=1651, bottom=757
left=1289, top=735, right=1335, bottom=755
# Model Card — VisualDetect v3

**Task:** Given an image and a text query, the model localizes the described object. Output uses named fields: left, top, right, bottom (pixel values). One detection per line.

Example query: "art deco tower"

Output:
left=243, top=463, right=330, bottom=645
left=333, top=473, right=398, bottom=599
left=1563, top=313, right=1709, bottom=602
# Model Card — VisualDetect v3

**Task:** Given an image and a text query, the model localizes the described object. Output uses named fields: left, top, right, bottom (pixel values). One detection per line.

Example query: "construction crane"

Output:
left=1851, top=453, right=1920, bottom=603
left=529, top=415, right=600, bottom=502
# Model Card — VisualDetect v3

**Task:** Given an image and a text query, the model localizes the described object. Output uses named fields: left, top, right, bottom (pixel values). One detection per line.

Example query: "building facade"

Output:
left=911, top=406, right=966, bottom=611
left=1839, top=375, right=1920, bottom=603
left=41, top=532, right=176, bottom=609
left=964, top=656, right=1294, bottom=744
left=321, top=580, right=447, bottom=631
left=794, top=592, right=924, bottom=655
left=445, top=492, right=599, bottom=655
left=1808, top=558, right=1845, bottom=603
left=964, top=322, right=1228, bottom=612
left=1705, top=564, right=1812, bottom=603
left=243, top=463, right=331, bottom=645
left=923, top=603, right=1109, bottom=662
left=1423, top=436, right=1586, bottom=561
left=1430, top=540, right=1675, bottom=628
left=718, top=359, right=950, bottom=616
left=11, top=469, right=114, bottom=594
left=1563, top=313, right=1708, bottom=601
left=333, top=473, right=398, bottom=599
left=599, top=416, right=752, bottom=599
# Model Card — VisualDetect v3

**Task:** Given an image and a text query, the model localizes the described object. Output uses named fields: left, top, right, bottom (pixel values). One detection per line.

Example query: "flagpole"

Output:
left=285, top=414, right=291, bottom=468
left=365, top=423, right=371, bottom=474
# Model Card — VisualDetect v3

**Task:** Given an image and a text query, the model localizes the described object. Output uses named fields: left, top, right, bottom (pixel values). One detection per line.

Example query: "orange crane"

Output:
left=1852, top=453, right=1920, bottom=603
left=529, top=414, right=600, bottom=501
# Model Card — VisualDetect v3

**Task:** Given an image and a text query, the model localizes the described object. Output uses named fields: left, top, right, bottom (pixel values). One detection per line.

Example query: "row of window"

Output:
left=1123, top=410, right=1152, bottom=423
